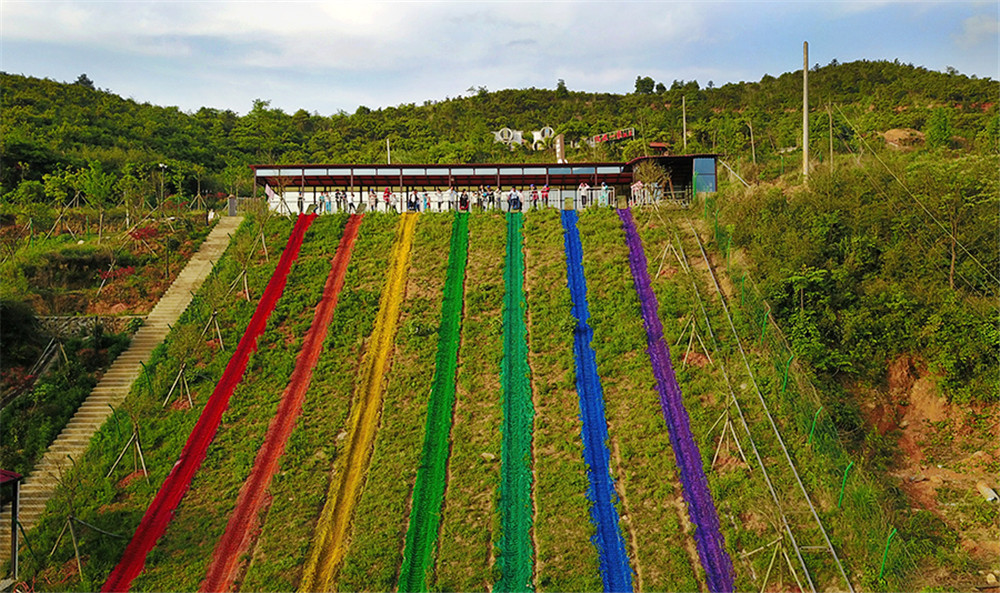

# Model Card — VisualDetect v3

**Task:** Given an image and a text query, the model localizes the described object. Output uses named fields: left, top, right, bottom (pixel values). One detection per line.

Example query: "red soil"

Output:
left=199, top=214, right=363, bottom=593
left=101, top=214, right=316, bottom=592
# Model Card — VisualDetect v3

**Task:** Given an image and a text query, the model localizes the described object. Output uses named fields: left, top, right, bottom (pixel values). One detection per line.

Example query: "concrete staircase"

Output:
left=1, top=215, right=243, bottom=568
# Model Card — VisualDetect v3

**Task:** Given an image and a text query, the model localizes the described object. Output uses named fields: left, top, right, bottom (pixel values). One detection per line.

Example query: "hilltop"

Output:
left=1, top=59, right=996, bottom=199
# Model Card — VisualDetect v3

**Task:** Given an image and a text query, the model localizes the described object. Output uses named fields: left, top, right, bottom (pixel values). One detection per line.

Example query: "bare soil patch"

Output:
left=858, top=355, right=1000, bottom=571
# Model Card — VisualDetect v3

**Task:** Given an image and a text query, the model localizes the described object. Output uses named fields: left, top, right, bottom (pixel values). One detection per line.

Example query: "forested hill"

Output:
left=1, top=59, right=997, bottom=199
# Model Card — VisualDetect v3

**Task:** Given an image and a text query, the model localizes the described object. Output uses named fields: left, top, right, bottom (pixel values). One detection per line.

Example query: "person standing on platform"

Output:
left=368, top=189, right=378, bottom=212
left=529, top=184, right=539, bottom=210
left=508, top=187, right=522, bottom=211
left=383, top=187, right=395, bottom=212
left=459, top=190, right=469, bottom=211
left=578, top=182, right=590, bottom=208
left=599, top=182, right=610, bottom=207
left=542, top=184, right=550, bottom=208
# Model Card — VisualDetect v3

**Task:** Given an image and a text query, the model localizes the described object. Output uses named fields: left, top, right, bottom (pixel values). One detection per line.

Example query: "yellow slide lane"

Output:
left=299, top=213, right=417, bottom=592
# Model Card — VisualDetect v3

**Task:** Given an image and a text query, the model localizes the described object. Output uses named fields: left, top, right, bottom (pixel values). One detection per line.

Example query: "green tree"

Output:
left=634, top=76, right=655, bottom=95
left=925, top=108, right=953, bottom=148
left=79, top=161, right=116, bottom=209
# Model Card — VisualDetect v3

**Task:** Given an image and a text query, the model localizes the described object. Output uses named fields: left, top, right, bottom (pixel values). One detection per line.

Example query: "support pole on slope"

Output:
left=803, top=41, right=810, bottom=180
left=162, top=363, right=194, bottom=408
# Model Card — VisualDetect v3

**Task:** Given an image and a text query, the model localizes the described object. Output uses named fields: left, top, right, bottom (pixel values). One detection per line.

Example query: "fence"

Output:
left=694, top=191, right=909, bottom=589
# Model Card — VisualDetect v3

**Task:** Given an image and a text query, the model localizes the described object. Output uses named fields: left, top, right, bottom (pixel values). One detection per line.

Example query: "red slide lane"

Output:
left=102, top=213, right=317, bottom=593
left=199, top=214, right=363, bottom=592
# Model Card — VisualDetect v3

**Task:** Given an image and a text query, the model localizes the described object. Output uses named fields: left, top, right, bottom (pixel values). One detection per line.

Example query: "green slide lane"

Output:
left=398, top=212, right=470, bottom=592
left=496, top=212, right=535, bottom=592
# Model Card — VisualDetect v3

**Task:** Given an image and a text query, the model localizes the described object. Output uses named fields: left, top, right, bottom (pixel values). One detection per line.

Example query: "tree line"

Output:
left=1, top=59, right=996, bottom=208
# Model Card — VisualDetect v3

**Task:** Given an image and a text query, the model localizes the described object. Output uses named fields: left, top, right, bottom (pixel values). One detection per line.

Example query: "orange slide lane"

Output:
left=298, top=213, right=417, bottom=592
left=199, top=214, right=363, bottom=593
left=102, top=213, right=316, bottom=593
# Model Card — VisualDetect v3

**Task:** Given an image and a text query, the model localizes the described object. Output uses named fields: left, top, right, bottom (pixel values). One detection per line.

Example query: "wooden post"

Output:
left=10, top=479, right=18, bottom=580
left=682, top=95, right=688, bottom=152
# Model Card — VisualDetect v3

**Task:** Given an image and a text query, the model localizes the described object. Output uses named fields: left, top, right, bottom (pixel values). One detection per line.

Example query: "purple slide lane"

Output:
left=617, top=207, right=734, bottom=593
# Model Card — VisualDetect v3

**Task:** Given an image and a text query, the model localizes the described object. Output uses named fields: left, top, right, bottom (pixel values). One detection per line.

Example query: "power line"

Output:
left=835, top=104, right=1000, bottom=286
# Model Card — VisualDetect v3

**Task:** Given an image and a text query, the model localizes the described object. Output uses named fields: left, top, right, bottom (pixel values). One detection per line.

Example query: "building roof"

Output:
left=0, top=469, right=23, bottom=485
left=251, top=155, right=717, bottom=190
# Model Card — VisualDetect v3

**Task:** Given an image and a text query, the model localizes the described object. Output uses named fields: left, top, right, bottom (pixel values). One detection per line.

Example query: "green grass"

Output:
left=576, top=207, right=700, bottom=591
left=17, top=213, right=293, bottom=592
left=335, top=212, right=451, bottom=591
left=434, top=212, right=505, bottom=592
left=239, top=213, right=399, bottom=591
left=523, top=208, right=601, bottom=592
left=398, top=212, right=469, bottom=591
left=132, top=214, right=348, bottom=592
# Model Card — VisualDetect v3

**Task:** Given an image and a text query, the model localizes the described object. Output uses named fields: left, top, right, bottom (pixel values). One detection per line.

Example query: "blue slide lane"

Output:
left=617, top=207, right=733, bottom=592
left=561, top=210, right=634, bottom=593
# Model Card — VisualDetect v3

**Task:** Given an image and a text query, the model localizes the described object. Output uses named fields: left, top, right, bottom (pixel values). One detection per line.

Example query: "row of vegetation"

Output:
left=576, top=208, right=701, bottom=591
left=635, top=201, right=986, bottom=591
left=1, top=207, right=215, bottom=316
left=3, top=61, right=995, bottom=208
left=10, top=213, right=290, bottom=591
left=522, top=209, right=603, bottom=590
left=7, top=204, right=991, bottom=591
left=335, top=213, right=450, bottom=591
left=433, top=212, right=504, bottom=591
left=240, top=213, right=397, bottom=591
left=131, top=213, right=345, bottom=592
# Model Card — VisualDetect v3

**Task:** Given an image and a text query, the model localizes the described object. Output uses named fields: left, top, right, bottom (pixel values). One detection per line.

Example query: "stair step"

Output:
left=0, top=217, right=241, bottom=539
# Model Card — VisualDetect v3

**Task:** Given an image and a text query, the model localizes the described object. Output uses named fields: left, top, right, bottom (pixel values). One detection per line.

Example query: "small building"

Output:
left=1, top=469, right=23, bottom=582
left=249, top=154, right=716, bottom=214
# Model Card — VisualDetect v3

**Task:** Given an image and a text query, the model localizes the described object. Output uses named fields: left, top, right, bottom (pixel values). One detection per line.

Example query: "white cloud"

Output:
left=955, top=13, right=999, bottom=48
left=3, top=0, right=994, bottom=116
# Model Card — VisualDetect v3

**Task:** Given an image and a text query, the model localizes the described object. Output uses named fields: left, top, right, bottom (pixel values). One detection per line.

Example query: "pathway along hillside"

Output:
left=561, top=210, right=634, bottom=592
left=618, top=208, right=733, bottom=592
left=101, top=213, right=317, bottom=593
left=398, top=212, right=469, bottom=591
left=200, top=214, right=363, bottom=593
left=298, top=213, right=417, bottom=592
left=496, top=211, right=535, bottom=592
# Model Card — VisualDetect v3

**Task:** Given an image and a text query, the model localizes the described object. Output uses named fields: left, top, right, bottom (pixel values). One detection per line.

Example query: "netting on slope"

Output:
left=618, top=207, right=733, bottom=593
left=561, top=209, right=634, bottom=593
left=102, top=213, right=317, bottom=593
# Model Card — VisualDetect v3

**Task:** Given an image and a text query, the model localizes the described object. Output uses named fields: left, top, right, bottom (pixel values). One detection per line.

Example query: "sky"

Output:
left=1, top=1, right=997, bottom=116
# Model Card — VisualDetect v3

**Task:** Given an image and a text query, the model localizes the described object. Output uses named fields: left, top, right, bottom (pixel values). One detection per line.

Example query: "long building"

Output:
left=250, top=154, right=717, bottom=213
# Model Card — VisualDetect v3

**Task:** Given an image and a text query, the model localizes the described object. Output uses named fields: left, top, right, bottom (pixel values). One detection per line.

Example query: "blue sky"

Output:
left=1, top=1, right=997, bottom=116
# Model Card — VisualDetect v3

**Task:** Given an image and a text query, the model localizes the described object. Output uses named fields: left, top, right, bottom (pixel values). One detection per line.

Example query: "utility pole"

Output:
left=386, top=139, right=391, bottom=165
left=828, top=103, right=834, bottom=172
left=159, top=163, right=167, bottom=206
left=682, top=95, right=688, bottom=152
left=803, top=41, right=809, bottom=179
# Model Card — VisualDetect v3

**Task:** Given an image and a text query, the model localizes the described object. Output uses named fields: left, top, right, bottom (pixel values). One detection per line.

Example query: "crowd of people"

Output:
left=292, top=182, right=618, bottom=214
